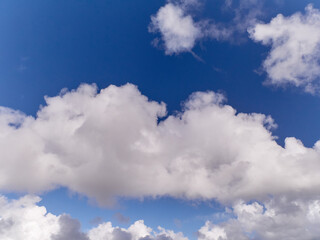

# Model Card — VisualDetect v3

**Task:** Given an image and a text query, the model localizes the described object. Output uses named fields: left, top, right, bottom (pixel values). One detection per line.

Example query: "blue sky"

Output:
left=1, top=0, right=320, bottom=239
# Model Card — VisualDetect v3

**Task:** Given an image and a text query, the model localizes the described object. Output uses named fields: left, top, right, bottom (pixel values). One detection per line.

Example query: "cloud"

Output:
left=199, top=197, right=320, bottom=240
left=149, top=3, right=202, bottom=55
left=2, top=194, right=320, bottom=240
left=249, top=4, right=320, bottom=93
left=149, top=0, right=269, bottom=54
left=51, top=215, right=89, bottom=240
left=0, top=83, right=320, bottom=206
left=198, top=222, right=227, bottom=240
left=0, top=195, right=187, bottom=240
left=88, top=220, right=188, bottom=240
left=0, top=195, right=60, bottom=240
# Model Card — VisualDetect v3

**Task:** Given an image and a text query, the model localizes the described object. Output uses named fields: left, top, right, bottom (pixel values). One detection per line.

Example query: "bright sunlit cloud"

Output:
left=249, top=4, right=320, bottom=93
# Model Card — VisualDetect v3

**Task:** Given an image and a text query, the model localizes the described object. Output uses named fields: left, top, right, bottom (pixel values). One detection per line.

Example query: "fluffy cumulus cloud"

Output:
left=0, top=195, right=60, bottom=240
left=88, top=220, right=188, bottom=240
left=249, top=4, right=320, bottom=93
left=0, top=83, right=320, bottom=206
left=2, top=194, right=320, bottom=240
left=0, top=195, right=186, bottom=240
left=149, top=3, right=202, bottom=55
left=199, top=198, right=320, bottom=240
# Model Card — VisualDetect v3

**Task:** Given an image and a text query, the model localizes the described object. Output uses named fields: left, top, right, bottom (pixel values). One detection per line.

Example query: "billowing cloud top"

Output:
left=0, top=83, right=319, bottom=206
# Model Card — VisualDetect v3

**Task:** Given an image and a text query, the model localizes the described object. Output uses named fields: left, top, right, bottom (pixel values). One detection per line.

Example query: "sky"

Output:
left=0, top=0, right=320, bottom=239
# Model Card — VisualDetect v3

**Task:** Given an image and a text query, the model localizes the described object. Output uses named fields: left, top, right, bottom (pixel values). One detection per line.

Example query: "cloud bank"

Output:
left=249, top=4, right=320, bottom=93
left=0, top=83, right=319, bottom=206
left=2, top=194, right=320, bottom=240
left=0, top=195, right=186, bottom=240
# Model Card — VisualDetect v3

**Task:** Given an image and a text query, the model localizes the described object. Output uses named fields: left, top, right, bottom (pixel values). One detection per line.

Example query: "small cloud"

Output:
left=149, top=3, right=202, bottom=55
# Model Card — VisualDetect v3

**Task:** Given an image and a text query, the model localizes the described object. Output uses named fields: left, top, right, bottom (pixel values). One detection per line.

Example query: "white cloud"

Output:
left=88, top=220, right=188, bottom=240
left=149, top=0, right=268, bottom=54
left=198, top=222, right=227, bottom=240
left=0, top=83, right=320, bottom=206
left=0, top=195, right=186, bottom=240
left=0, top=195, right=60, bottom=240
left=149, top=3, right=202, bottom=55
left=3, top=194, right=320, bottom=240
left=200, top=198, right=320, bottom=240
left=249, top=4, right=320, bottom=93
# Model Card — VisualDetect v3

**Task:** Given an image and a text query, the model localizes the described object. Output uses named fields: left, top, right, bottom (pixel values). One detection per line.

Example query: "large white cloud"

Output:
left=0, top=83, right=320, bottom=206
left=0, top=84, right=320, bottom=204
left=249, top=4, right=320, bottom=93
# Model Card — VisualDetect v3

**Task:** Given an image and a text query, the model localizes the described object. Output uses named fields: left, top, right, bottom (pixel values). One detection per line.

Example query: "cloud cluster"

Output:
left=150, top=2, right=320, bottom=95
left=149, top=0, right=266, bottom=54
left=0, top=83, right=320, bottom=206
left=2, top=194, right=320, bottom=240
left=249, top=4, right=320, bottom=93
left=88, top=220, right=187, bottom=240
left=0, top=195, right=186, bottom=240
left=199, top=197, right=320, bottom=240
